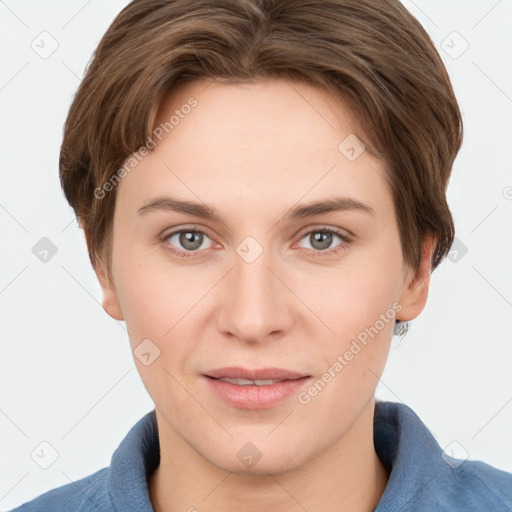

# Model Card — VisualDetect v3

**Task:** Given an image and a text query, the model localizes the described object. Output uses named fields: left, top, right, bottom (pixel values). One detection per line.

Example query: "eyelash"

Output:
left=161, top=225, right=352, bottom=259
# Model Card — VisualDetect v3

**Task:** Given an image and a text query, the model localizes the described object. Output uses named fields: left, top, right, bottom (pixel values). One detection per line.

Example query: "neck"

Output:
left=149, top=400, right=388, bottom=512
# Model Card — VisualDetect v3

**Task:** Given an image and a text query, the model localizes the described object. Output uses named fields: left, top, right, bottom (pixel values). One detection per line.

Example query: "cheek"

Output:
left=113, top=242, right=197, bottom=334
left=303, top=257, right=402, bottom=344
left=118, top=277, right=170, bottom=340
left=295, top=244, right=402, bottom=400
left=113, top=255, right=212, bottom=378
left=297, top=278, right=396, bottom=428
left=114, top=263, right=204, bottom=401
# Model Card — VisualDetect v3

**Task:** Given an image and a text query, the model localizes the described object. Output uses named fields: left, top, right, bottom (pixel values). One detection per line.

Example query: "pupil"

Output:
left=313, top=232, right=332, bottom=250
left=181, top=231, right=202, bottom=249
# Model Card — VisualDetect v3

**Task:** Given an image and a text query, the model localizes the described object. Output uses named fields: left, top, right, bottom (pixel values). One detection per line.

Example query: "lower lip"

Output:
left=204, top=376, right=311, bottom=410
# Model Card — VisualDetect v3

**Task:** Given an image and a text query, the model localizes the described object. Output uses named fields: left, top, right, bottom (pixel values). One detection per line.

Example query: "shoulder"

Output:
left=9, top=467, right=113, bottom=511
left=442, top=458, right=512, bottom=510
left=375, top=401, right=512, bottom=511
left=9, top=410, right=159, bottom=512
left=407, top=458, right=512, bottom=511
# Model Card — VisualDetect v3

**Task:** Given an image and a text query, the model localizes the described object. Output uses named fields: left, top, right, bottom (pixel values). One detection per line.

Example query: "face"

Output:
left=98, top=78, right=430, bottom=474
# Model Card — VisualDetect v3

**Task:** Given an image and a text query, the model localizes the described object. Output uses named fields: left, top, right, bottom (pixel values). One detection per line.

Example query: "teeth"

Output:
left=218, top=377, right=283, bottom=386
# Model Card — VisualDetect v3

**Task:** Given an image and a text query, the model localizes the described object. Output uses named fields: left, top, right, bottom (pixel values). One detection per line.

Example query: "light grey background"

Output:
left=1, top=0, right=511, bottom=509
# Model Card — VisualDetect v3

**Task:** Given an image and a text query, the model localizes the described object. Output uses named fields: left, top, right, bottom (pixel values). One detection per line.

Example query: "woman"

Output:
left=13, top=0, right=512, bottom=510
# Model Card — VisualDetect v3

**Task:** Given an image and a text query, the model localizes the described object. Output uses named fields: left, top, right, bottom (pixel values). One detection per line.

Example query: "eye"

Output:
left=296, top=227, right=351, bottom=254
left=163, top=228, right=214, bottom=257
left=161, top=225, right=351, bottom=259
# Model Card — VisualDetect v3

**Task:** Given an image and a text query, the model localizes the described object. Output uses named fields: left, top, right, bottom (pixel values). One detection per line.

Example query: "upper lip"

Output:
left=204, top=367, right=309, bottom=380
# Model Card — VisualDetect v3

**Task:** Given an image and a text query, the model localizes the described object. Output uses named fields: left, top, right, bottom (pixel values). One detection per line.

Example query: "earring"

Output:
left=393, top=319, right=409, bottom=337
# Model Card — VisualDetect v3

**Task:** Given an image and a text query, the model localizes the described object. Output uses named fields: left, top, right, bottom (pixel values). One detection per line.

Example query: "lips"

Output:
left=216, top=377, right=283, bottom=386
left=204, top=366, right=308, bottom=381
left=203, top=367, right=312, bottom=409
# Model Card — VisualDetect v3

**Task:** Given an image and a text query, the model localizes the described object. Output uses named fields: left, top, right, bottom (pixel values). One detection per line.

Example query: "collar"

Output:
left=105, top=401, right=507, bottom=511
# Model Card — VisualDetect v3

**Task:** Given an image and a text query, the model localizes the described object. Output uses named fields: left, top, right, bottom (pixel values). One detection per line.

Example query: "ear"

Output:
left=94, top=255, right=124, bottom=321
left=397, top=236, right=435, bottom=322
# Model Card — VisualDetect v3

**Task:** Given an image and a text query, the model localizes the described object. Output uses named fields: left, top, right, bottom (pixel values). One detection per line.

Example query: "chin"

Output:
left=216, top=454, right=305, bottom=477
left=202, top=435, right=312, bottom=476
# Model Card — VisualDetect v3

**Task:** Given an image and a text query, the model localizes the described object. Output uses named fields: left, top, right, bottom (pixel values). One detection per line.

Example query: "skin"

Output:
left=94, top=78, right=433, bottom=512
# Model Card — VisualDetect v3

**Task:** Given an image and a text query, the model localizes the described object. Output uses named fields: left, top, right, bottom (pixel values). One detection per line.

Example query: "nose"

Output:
left=215, top=244, right=293, bottom=343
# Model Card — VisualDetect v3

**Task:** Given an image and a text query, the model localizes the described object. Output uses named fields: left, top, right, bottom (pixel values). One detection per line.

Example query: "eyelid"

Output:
left=293, top=225, right=352, bottom=254
left=161, top=224, right=353, bottom=258
left=161, top=224, right=214, bottom=242
left=295, top=224, right=352, bottom=240
left=161, top=225, right=217, bottom=257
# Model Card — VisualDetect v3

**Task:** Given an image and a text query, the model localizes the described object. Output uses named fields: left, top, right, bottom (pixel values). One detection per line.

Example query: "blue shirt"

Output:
left=11, top=401, right=512, bottom=511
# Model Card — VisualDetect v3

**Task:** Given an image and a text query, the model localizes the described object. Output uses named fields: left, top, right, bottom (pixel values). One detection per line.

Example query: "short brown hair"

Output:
left=59, top=0, right=463, bottom=280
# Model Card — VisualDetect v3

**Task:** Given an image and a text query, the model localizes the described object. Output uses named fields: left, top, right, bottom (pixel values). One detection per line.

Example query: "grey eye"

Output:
left=297, top=230, right=346, bottom=252
left=166, top=230, right=212, bottom=252
left=309, top=232, right=335, bottom=250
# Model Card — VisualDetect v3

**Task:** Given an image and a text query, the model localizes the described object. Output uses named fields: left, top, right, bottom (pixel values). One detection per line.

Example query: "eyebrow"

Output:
left=137, top=195, right=375, bottom=221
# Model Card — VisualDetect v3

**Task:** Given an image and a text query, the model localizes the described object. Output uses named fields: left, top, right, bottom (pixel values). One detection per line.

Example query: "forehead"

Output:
left=116, top=78, right=393, bottom=224
left=154, top=78, right=360, bottom=150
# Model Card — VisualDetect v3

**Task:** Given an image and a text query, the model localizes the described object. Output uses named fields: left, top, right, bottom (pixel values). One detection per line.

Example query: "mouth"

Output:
left=212, top=377, right=289, bottom=386
left=204, top=366, right=309, bottom=381
left=203, top=367, right=312, bottom=409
